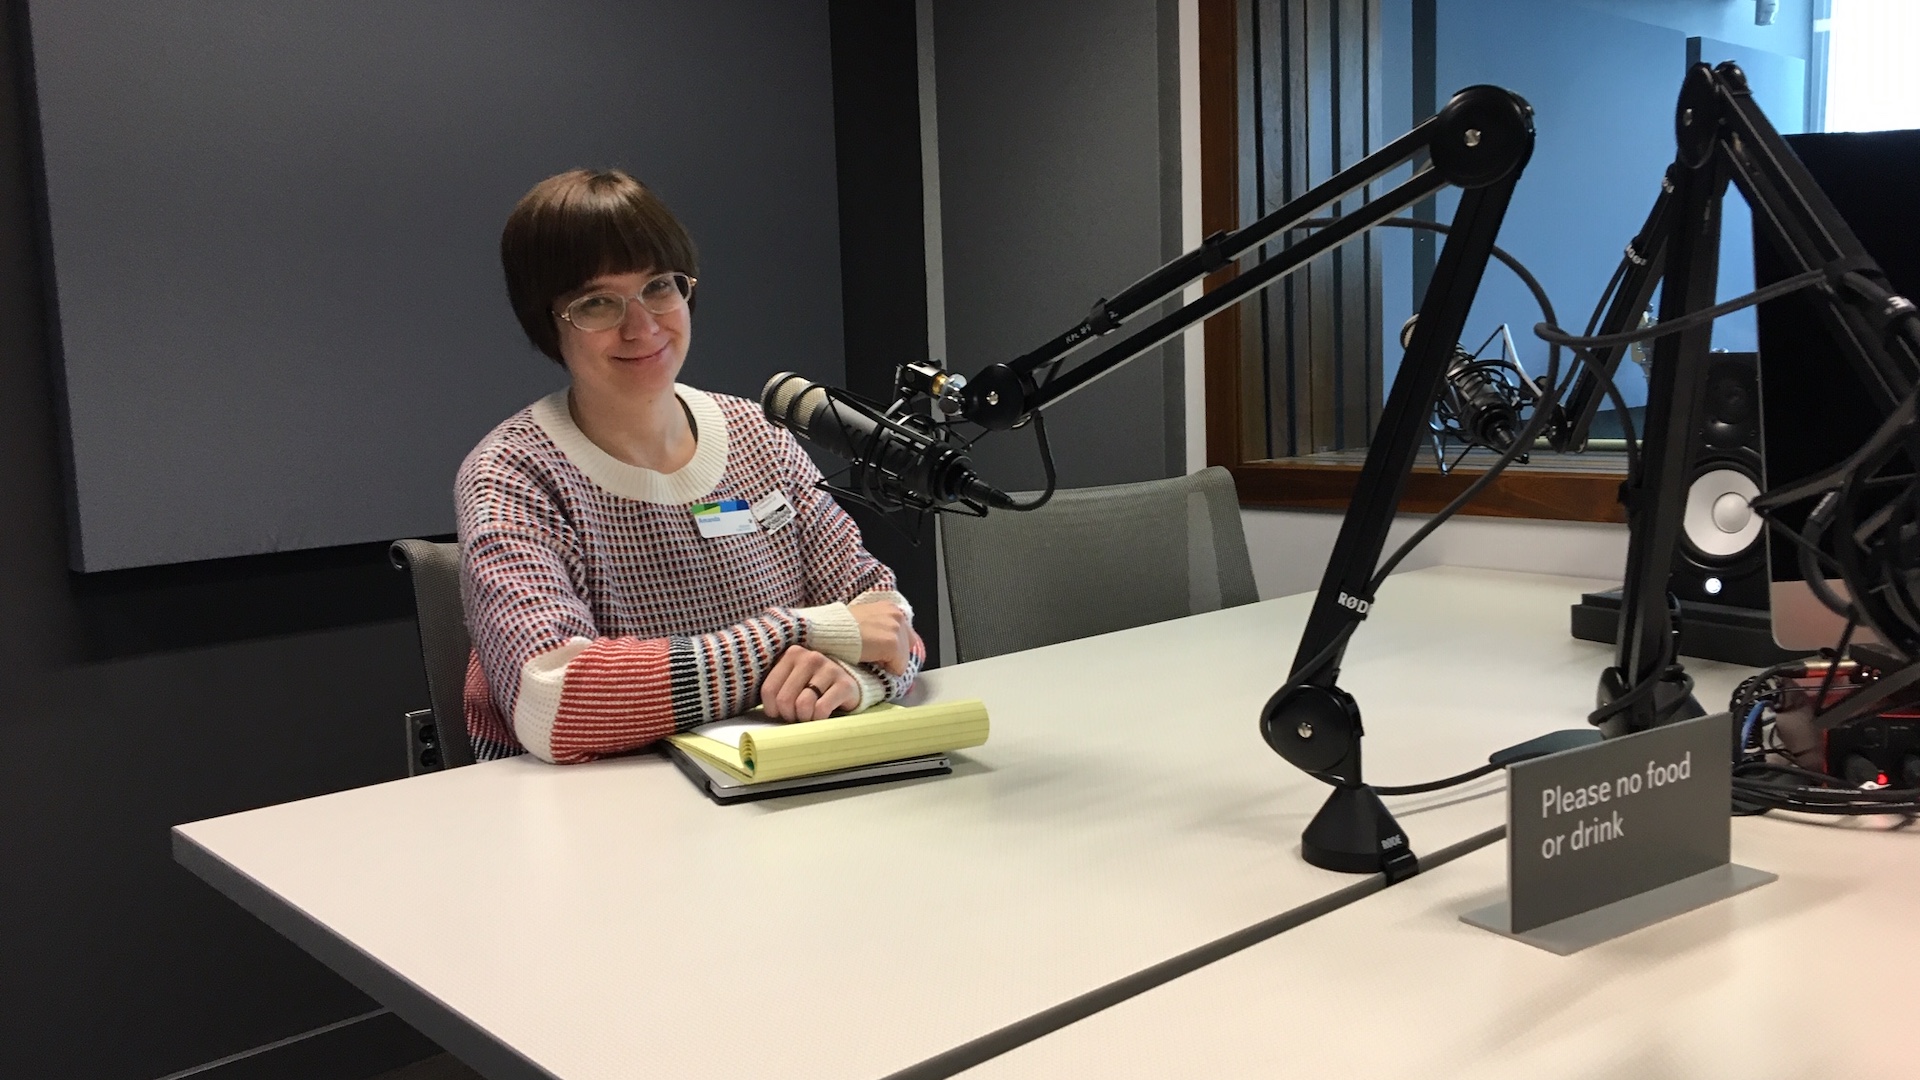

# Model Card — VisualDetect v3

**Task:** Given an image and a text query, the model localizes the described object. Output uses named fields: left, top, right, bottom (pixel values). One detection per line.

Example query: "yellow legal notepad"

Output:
left=666, top=699, right=990, bottom=784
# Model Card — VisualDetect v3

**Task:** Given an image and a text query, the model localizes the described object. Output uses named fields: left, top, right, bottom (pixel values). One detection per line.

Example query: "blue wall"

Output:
left=1579, top=0, right=1813, bottom=59
left=1380, top=0, right=1810, bottom=411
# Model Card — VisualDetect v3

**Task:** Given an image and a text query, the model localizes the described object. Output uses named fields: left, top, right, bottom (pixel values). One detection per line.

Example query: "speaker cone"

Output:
left=1681, top=463, right=1762, bottom=563
left=1671, top=353, right=1768, bottom=611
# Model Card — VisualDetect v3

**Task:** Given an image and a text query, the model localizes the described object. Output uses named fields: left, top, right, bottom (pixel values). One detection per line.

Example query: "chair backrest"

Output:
left=389, top=539, right=475, bottom=769
left=939, top=465, right=1259, bottom=664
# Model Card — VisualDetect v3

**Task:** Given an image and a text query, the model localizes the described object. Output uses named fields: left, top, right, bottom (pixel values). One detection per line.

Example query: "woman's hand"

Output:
left=761, top=645, right=861, bottom=721
left=850, top=601, right=912, bottom=675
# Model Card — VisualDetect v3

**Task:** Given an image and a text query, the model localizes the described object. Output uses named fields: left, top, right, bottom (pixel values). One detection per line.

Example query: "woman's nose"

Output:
left=621, top=298, right=661, bottom=337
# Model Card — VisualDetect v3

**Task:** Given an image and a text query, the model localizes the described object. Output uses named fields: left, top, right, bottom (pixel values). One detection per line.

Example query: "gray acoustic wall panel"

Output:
left=25, top=1, right=845, bottom=571
left=932, top=0, right=1184, bottom=492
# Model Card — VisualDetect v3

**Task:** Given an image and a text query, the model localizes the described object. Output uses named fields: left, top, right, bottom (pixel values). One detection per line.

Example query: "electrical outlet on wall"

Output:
left=405, top=708, right=442, bottom=776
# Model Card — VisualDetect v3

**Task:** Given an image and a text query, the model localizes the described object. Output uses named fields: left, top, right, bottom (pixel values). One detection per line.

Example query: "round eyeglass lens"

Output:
left=640, top=273, right=691, bottom=314
left=566, top=292, right=628, bottom=331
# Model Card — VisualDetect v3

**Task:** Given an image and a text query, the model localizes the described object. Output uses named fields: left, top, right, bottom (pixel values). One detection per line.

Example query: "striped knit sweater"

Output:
left=457, top=383, right=922, bottom=764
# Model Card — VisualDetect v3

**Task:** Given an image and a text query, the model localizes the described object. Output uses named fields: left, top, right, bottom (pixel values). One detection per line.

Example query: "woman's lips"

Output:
left=614, top=345, right=667, bottom=363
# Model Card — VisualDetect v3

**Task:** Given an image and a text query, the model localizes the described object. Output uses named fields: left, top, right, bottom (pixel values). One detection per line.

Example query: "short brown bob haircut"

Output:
left=500, top=168, right=698, bottom=364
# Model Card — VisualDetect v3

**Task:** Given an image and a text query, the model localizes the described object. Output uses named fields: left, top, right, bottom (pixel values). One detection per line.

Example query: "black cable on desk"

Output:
left=1373, top=761, right=1503, bottom=796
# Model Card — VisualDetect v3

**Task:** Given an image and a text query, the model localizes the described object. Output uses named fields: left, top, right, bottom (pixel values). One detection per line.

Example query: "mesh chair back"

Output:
left=389, top=539, right=475, bottom=768
left=940, top=465, right=1258, bottom=663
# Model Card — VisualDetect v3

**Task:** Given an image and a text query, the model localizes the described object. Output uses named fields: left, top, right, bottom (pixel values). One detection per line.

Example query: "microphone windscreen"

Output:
left=762, top=372, right=830, bottom=427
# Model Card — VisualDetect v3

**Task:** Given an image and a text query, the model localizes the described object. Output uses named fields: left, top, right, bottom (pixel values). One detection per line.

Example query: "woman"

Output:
left=458, top=168, right=920, bottom=764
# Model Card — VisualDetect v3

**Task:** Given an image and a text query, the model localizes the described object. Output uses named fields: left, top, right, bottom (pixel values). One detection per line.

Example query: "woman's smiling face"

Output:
left=553, top=268, right=692, bottom=400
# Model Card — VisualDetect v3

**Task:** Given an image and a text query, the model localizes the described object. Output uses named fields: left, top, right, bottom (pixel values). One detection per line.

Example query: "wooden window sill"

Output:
left=1227, top=457, right=1629, bottom=523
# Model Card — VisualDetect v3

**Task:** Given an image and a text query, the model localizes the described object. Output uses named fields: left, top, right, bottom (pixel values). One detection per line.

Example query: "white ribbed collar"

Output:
left=531, top=384, right=729, bottom=504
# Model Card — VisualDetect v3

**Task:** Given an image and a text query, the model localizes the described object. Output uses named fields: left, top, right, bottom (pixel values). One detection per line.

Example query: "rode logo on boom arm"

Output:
left=1336, top=591, right=1372, bottom=616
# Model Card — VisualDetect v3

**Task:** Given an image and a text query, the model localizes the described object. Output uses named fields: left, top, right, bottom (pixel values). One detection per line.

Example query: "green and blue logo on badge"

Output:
left=690, top=498, right=758, bottom=538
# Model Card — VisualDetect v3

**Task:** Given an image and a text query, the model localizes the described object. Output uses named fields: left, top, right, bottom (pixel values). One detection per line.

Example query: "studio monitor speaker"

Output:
left=1671, top=351, right=1767, bottom=610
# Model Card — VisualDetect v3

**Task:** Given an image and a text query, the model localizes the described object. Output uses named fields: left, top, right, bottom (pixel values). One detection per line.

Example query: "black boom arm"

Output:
left=866, top=86, right=1537, bottom=880
left=1562, top=63, right=1920, bottom=738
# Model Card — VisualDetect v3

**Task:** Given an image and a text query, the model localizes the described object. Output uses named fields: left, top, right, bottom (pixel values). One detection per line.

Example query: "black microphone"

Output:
left=1442, top=353, right=1521, bottom=450
left=761, top=373, right=1016, bottom=510
left=1402, top=315, right=1529, bottom=453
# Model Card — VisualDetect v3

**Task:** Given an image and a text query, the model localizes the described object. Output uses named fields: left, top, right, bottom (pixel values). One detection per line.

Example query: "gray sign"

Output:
left=1504, top=712, right=1733, bottom=933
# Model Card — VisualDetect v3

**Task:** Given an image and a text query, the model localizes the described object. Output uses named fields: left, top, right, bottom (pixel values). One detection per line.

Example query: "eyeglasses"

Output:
left=556, top=272, right=696, bottom=331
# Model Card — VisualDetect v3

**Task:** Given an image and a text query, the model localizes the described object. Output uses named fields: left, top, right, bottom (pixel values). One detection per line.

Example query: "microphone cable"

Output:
left=1300, top=213, right=1645, bottom=594
left=1271, top=228, right=1914, bottom=803
left=944, top=402, right=1058, bottom=513
left=1279, top=216, right=1731, bottom=791
left=1270, top=219, right=1649, bottom=795
left=1730, top=761, right=1920, bottom=816
left=1371, top=761, right=1502, bottom=797
left=1725, top=655, right=1920, bottom=818
left=1534, top=264, right=1837, bottom=352
left=1534, top=254, right=1920, bottom=731
left=994, top=408, right=1057, bottom=512
left=1541, top=256, right=1920, bottom=661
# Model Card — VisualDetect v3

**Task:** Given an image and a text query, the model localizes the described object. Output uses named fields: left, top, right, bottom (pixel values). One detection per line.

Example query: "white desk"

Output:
left=963, top=813, right=1919, bottom=1080
left=174, top=567, right=1749, bottom=1080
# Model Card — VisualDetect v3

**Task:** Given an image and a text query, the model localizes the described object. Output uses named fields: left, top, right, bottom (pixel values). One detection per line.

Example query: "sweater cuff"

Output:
left=833, top=658, right=890, bottom=712
left=796, top=602, right=863, bottom=664
left=851, top=589, right=914, bottom=622
left=511, top=636, right=594, bottom=764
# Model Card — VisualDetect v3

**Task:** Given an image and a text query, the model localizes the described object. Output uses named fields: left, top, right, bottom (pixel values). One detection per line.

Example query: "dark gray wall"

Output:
left=2, top=13, right=436, bottom=1055
left=932, top=0, right=1186, bottom=491
left=0, top=2, right=932, bottom=1076
left=0, top=15, right=434, bottom=1061
left=28, top=0, right=846, bottom=571
left=829, top=0, right=943, bottom=665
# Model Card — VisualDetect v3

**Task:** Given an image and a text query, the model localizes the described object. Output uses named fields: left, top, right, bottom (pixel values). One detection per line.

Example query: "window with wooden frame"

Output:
left=1189, top=0, right=1785, bottom=525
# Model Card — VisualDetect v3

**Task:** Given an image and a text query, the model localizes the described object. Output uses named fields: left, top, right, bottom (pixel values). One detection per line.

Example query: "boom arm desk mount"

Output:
left=880, top=87, right=1540, bottom=880
left=1545, top=62, right=1920, bottom=740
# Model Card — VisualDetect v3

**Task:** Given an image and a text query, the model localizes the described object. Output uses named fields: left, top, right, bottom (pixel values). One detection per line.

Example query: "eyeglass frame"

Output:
left=554, top=272, right=698, bottom=331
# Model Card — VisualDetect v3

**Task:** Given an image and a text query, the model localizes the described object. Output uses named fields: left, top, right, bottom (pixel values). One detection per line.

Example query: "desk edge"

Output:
left=171, top=826, right=557, bottom=1080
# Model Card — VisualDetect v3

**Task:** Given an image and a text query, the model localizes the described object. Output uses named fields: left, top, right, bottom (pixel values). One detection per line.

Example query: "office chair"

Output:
left=390, top=539, right=475, bottom=770
left=940, top=465, right=1259, bottom=663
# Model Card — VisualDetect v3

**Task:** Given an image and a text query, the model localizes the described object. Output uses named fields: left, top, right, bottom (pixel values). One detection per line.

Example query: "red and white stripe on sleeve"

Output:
left=456, top=385, right=912, bottom=764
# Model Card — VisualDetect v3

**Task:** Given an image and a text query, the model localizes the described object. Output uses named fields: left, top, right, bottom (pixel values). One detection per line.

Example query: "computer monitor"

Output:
left=1755, top=128, right=1920, bottom=650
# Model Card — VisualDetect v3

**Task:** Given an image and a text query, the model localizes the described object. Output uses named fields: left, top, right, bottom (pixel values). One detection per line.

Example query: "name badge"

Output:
left=752, top=489, right=796, bottom=535
left=691, top=499, right=758, bottom=538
